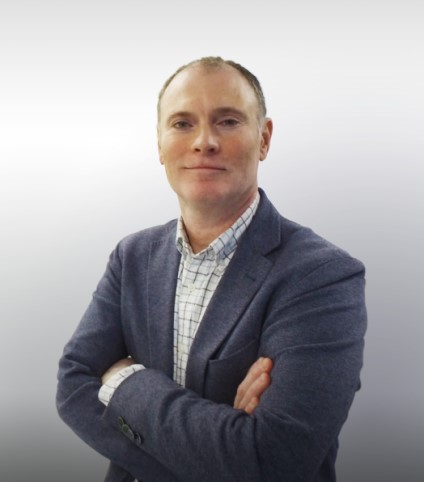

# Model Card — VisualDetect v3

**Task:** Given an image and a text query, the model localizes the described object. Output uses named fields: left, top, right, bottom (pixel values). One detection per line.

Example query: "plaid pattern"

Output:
left=98, top=193, right=260, bottom=407
left=173, top=193, right=260, bottom=386
left=99, top=364, right=144, bottom=406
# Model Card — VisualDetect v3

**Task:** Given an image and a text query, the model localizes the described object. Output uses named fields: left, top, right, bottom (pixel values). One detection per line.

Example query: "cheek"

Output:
left=163, top=162, right=175, bottom=179
left=230, top=132, right=260, bottom=157
left=235, top=143, right=261, bottom=168
left=161, top=139, right=187, bottom=163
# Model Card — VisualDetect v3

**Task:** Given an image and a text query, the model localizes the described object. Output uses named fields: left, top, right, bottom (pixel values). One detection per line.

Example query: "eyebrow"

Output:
left=165, top=111, right=193, bottom=124
left=212, top=107, right=248, bottom=120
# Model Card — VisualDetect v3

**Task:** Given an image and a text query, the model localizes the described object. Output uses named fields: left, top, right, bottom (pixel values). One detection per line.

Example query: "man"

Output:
left=57, top=57, right=367, bottom=482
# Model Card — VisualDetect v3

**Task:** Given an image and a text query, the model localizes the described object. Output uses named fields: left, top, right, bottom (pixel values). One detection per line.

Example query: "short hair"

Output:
left=157, top=56, right=267, bottom=121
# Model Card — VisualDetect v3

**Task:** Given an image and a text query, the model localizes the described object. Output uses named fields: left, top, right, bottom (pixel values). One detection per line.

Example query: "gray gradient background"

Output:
left=1, top=1, right=423, bottom=481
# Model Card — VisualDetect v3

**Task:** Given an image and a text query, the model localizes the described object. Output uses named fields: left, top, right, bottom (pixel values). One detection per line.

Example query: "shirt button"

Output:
left=188, top=283, right=196, bottom=292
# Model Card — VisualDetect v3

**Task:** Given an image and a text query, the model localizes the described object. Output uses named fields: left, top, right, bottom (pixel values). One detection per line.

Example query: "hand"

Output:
left=234, top=357, right=273, bottom=415
left=101, top=357, right=136, bottom=385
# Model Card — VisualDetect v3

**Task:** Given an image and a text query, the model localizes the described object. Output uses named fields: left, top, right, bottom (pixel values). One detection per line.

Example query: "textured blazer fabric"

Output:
left=57, top=189, right=367, bottom=482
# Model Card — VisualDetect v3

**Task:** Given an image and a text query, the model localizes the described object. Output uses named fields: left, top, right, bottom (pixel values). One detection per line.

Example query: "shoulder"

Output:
left=254, top=190, right=365, bottom=284
left=282, top=215, right=363, bottom=268
left=280, top=217, right=365, bottom=289
left=110, top=219, right=177, bottom=262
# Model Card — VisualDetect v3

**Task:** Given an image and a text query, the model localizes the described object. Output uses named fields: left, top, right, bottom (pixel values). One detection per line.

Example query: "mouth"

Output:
left=184, top=166, right=226, bottom=171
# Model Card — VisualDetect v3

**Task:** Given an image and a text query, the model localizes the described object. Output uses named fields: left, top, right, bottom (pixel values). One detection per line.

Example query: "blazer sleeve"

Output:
left=101, top=255, right=367, bottom=482
left=56, top=244, right=176, bottom=481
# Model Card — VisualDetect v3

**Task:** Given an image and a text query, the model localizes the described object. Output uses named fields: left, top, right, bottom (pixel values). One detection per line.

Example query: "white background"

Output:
left=1, top=1, right=423, bottom=480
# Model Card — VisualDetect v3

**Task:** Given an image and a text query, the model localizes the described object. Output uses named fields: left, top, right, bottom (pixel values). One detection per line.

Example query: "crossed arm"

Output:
left=102, top=356, right=274, bottom=415
left=57, top=242, right=366, bottom=481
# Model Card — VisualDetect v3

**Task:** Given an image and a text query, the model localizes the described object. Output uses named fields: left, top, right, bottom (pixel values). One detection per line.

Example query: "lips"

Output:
left=185, top=165, right=226, bottom=170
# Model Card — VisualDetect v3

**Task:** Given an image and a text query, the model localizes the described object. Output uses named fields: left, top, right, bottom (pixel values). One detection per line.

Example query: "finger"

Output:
left=234, top=358, right=268, bottom=408
left=260, top=357, right=273, bottom=372
left=234, top=357, right=273, bottom=408
left=243, top=396, right=259, bottom=416
left=241, top=371, right=271, bottom=410
left=234, top=358, right=263, bottom=407
left=235, top=370, right=271, bottom=412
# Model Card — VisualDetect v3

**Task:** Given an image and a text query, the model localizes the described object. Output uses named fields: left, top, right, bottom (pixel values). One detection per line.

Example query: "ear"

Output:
left=259, top=118, right=273, bottom=161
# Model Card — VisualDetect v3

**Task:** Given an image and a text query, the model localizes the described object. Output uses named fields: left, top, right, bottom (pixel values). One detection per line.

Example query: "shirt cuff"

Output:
left=98, top=364, right=145, bottom=406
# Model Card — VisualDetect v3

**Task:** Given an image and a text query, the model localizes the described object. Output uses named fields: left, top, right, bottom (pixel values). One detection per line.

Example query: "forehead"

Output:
left=159, top=65, right=259, bottom=116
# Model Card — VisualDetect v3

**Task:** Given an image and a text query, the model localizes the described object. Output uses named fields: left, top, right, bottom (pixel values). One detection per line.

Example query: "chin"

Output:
left=180, top=184, right=229, bottom=204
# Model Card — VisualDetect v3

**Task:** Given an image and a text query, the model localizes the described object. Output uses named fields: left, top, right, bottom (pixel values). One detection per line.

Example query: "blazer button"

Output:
left=133, top=432, right=143, bottom=445
left=121, top=424, right=134, bottom=440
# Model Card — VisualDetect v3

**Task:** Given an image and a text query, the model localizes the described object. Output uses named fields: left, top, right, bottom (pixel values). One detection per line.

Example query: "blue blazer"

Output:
left=57, top=190, right=367, bottom=482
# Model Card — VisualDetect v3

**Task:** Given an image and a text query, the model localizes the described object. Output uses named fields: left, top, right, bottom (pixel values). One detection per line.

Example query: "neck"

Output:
left=180, top=192, right=257, bottom=254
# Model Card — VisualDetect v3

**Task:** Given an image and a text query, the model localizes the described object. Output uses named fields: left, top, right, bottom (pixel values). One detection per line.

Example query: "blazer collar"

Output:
left=146, top=189, right=283, bottom=390
left=146, top=221, right=180, bottom=377
left=185, top=189, right=283, bottom=394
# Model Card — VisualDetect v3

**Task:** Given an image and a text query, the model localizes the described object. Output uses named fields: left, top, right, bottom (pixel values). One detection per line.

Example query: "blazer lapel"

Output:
left=146, top=222, right=180, bottom=378
left=185, top=191, right=282, bottom=396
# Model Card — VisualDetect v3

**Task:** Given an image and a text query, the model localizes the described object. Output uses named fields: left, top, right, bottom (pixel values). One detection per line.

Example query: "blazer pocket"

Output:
left=204, top=339, right=259, bottom=405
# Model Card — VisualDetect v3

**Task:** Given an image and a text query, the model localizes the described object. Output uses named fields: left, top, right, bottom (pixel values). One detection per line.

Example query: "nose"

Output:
left=191, top=125, right=219, bottom=154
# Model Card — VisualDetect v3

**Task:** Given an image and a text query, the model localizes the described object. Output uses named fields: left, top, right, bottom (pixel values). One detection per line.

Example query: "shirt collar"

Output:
left=176, top=192, right=260, bottom=262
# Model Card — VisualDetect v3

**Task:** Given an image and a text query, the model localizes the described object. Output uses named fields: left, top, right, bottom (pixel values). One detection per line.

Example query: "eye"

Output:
left=173, top=120, right=192, bottom=129
left=218, top=118, right=240, bottom=127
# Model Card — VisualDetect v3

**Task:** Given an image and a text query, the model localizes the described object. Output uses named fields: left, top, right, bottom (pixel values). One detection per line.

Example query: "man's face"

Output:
left=157, top=65, right=272, bottom=213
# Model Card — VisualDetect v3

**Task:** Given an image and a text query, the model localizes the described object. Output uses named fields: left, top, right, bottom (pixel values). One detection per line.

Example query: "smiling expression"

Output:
left=157, top=64, right=272, bottom=215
